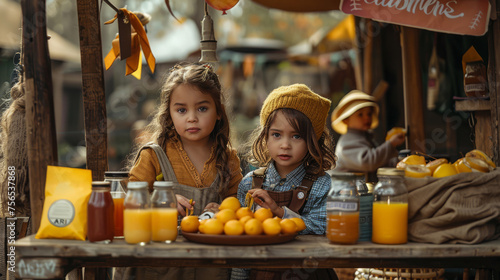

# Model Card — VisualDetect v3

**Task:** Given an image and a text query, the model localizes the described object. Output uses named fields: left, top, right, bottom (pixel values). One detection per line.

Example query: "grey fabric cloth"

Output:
left=407, top=168, right=500, bottom=244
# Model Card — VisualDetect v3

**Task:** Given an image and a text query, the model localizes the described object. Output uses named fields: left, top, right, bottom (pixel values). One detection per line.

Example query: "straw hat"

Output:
left=331, top=90, right=379, bottom=134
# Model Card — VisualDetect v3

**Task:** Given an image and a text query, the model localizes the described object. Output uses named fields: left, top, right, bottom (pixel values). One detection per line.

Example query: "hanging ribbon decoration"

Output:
left=104, top=8, right=155, bottom=80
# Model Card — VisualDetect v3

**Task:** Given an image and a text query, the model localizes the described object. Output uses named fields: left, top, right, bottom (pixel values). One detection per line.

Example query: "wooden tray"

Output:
left=181, top=231, right=297, bottom=245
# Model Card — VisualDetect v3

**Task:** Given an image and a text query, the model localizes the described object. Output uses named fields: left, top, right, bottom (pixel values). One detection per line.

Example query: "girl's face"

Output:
left=344, top=107, right=374, bottom=131
left=170, top=84, right=219, bottom=146
left=266, top=111, right=308, bottom=177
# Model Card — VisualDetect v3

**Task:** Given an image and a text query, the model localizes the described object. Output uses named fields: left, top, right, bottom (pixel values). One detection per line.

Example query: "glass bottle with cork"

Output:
left=151, top=181, right=178, bottom=243
left=87, top=181, right=115, bottom=243
left=372, top=168, right=408, bottom=244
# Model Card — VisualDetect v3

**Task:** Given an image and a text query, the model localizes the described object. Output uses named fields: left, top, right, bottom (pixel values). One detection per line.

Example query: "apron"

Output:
left=115, top=143, right=229, bottom=280
left=249, top=167, right=338, bottom=280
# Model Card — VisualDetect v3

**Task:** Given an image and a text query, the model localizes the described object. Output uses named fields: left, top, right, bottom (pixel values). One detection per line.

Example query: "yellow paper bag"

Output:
left=35, top=166, right=92, bottom=240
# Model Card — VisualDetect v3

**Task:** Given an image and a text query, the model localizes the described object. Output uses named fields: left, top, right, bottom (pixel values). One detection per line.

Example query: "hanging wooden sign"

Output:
left=340, top=0, right=490, bottom=36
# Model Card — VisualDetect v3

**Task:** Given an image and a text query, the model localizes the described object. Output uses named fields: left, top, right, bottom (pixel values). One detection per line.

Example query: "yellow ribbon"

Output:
left=104, top=9, right=155, bottom=79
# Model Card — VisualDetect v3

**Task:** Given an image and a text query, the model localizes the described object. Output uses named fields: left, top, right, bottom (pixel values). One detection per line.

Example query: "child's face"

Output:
left=266, top=111, right=308, bottom=177
left=344, top=107, right=374, bottom=131
left=170, top=84, right=219, bottom=145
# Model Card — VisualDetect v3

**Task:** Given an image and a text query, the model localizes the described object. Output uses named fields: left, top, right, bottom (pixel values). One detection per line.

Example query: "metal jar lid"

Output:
left=377, top=167, right=404, bottom=176
left=104, top=171, right=129, bottom=178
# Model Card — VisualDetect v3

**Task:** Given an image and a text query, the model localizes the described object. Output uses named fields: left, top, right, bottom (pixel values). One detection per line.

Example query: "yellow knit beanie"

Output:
left=260, top=84, right=332, bottom=139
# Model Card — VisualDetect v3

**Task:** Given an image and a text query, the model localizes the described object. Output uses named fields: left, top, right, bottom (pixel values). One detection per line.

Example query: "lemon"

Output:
left=244, top=218, right=263, bottom=235
left=224, top=220, right=244, bottom=235
left=463, top=157, right=490, bottom=173
left=454, top=158, right=472, bottom=173
left=397, top=155, right=426, bottom=169
left=386, top=127, right=406, bottom=141
left=180, top=216, right=200, bottom=233
left=235, top=207, right=254, bottom=219
left=215, top=208, right=237, bottom=224
left=202, top=219, right=224, bottom=235
left=433, top=163, right=458, bottom=178
left=290, top=217, right=307, bottom=232
left=262, top=218, right=281, bottom=236
left=465, top=149, right=496, bottom=169
left=280, top=219, right=297, bottom=234
left=219, top=197, right=241, bottom=212
left=405, top=164, right=432, bottom=178
left=426, top=158, right=448, bottom=174
left=239, top=215, right=252, bottom=225
left=254, top=208, right=273, bottom=222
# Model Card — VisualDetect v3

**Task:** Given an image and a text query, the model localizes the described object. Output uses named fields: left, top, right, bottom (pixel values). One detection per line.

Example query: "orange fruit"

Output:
left=180, top=215, right=199, bottom=233
left=219, top=197, right=241, bottom=212
left=239, top=215, right=252, bottom=225
left=254, top=208, right=273, bottom=222
left=397, top=155, right=426, bottom=170
left=244, top=218, right=263, bottom=235
left=386, top=127, right=406, bottom=141
left=432, top=163, right=458, bottom=178
left=273, top=216, right=283, bottom=223
left=280, top=219, right=297, bottom=234
left=262, top=218, right=281, bottom=236
left=215, top=208, right=237, bottom=224
left=236, top=207, right=254, bottom=219
left=405, top=164, right=432, bottom=178
left=290, top=217, right=306, bottom=232
left=454, top=158, right=472, bottom=173
left=426, top=158, right=448, bottom=174
left=224, top=220, right=244, bottom=235
left=202, top=219, right=224, bottom=235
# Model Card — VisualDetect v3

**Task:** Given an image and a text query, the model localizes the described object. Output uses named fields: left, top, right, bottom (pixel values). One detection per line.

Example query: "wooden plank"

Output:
left=22, top=0, right=58, bottom=232
left=488, top=0, right=500, bottom=165
left=400, top=26, right=425, bottom=154
left=16, top=258, right=67, bottom=279
left=76, top=0, right=108, bottom=181
left=455, top=99, right=491, bottom=111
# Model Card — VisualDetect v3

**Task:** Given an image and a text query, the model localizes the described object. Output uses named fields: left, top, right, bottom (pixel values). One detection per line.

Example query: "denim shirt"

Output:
left=237, top=162, right=330, bottom=235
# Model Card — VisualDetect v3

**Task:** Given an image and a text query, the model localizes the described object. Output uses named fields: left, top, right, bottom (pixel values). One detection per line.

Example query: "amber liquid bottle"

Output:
left=87, top=181, right=115, bottom=243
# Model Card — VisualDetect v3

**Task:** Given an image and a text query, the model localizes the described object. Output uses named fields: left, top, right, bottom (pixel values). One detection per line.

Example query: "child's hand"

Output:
left=247, top=189, right=284, bottom=218
left=388, top=132, right=405, bottom=147
left=176, top=194, right=194, bottom=217
left=203, top=202, right=220, bottom=214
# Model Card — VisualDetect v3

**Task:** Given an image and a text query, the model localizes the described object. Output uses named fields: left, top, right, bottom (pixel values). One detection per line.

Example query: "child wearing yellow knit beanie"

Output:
left=231, top=84, right=337, bottom=280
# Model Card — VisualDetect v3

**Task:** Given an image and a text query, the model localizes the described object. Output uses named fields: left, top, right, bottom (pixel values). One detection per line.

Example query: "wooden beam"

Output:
left=400, top=26, right=425, bottom=154
left=22, top=0, right=58, bottom=232
left=76, top=0, right=108, bottom=181
left=488, top=0, right=500, bottom=165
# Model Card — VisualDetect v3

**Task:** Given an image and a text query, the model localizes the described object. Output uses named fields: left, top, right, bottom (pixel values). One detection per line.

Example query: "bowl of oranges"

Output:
left=180, top=197, right=304, bottom=245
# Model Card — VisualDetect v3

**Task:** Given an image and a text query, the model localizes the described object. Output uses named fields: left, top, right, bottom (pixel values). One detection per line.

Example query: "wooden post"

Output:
left=488, top=0, right=500, bottom=165
left=22, top=0, right=58, bottom=232
left=76, top=0, right=108, bottom=181
left=400, top=26, right=426, bottom=154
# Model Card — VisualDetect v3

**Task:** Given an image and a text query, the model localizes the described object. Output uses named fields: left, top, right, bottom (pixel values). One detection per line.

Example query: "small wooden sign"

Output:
left=340, top=0, right=490, bottom=36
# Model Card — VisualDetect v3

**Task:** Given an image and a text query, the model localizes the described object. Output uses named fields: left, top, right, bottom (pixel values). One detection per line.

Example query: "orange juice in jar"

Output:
left=104, top=171, right=128, bottom=238
left=372, top=168, right=408, bottom=245
left=151, top=208, right=178, bottom=242
left=372, top=202, right=408, bottom=244
left=124, top=208, right=152, bottom=244
left=112, top=197, right=125, bottom=237
left=123, top=181, right=152, bottom=245
left=327, top=212, right=359, bottom=244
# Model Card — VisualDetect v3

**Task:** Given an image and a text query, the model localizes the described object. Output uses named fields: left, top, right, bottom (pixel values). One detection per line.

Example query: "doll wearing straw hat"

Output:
left=331, top=90, right=405, bottom=180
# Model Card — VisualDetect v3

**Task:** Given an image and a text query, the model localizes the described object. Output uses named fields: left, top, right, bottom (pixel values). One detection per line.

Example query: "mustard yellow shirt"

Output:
left=129, top=140, right=242, bottom=198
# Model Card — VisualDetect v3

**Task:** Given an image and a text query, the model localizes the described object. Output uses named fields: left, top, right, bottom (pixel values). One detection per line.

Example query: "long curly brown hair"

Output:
left=126, top=63, right=233, bottom=195
left=245, top=108, right=336, bottom=175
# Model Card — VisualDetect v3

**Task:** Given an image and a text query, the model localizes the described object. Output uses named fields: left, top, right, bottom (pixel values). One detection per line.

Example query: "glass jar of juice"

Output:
left=372, top=168, right=408, bottom=244
left=327, top=172, right=359, bottom=244
left=123, top=181, right=151, bottom=245
left=87, top=181, right=115, bottom=243
left=104, top=171, right=128, bottom=238
left=354, top=173, right=373, bottom=242
left=151, top=181, right=178, bottom=243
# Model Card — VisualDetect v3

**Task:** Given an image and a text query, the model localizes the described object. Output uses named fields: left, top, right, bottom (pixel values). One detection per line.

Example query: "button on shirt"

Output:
left=237, top=162, right=330, bottom=235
